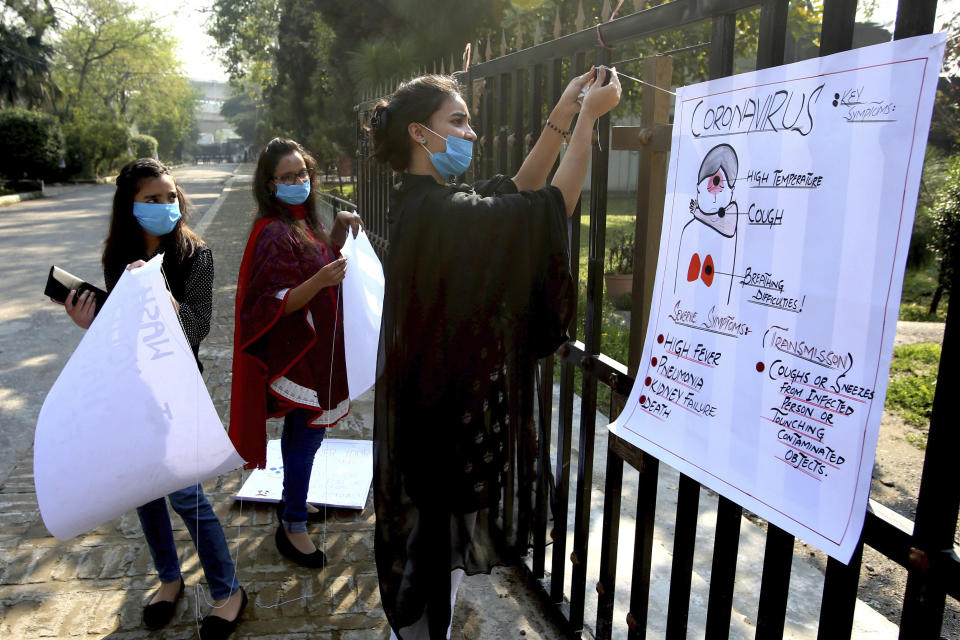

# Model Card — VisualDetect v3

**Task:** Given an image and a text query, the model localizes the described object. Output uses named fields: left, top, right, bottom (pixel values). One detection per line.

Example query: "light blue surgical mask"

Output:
left=419, top=125, right=473, bottom=179
left=132, top=201, right=181, bottom=236
left=275, top=179, right=311, bottom=205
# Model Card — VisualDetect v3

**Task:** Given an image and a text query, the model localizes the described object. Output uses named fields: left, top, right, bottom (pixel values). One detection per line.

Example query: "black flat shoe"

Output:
left=275, top=524, right=327, bottom=569
left=275, top=499, right=326, bottom=523
left=199, top=587, right=247, bottom=640
left=142, top=576, right=184, bottom=629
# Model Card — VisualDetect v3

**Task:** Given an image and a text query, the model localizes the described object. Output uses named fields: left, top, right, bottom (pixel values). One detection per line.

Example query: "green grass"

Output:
left=560, top=194, right=637, bottom=416
left=319, top=181, right=356, bottom=201
left=885, top=342, right=941, bottom=442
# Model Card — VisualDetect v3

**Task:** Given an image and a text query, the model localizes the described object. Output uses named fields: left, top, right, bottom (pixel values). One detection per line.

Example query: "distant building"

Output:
left=191, top=80, right=240, bottom=145
left=190, top=80, right=245, bottom=162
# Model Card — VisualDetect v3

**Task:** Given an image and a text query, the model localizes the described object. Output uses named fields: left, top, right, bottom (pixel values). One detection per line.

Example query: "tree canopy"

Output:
left=50, top=0, right=197, bottom=172
left=0, top=0, right=58, bottom=108
left=208, top=0, right=829, bottom=173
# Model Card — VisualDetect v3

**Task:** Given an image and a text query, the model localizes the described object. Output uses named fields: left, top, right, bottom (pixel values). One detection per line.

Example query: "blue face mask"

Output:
left=420, top=126, right=473, bottom=179
left=132, top=202, right=181, bottom=236
left=275, top=179, right=311, bottom=205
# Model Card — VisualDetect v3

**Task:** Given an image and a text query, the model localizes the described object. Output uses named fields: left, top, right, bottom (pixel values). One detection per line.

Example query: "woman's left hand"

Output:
left=335, top=210, right=363, bottom=239
left=126, top=260, right=147, bottom=271
left=555, top=68, right=597, bottom=119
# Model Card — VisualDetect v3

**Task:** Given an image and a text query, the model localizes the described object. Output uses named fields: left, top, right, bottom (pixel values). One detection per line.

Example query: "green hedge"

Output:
left=131, top=134, right=159, bottom=160
left=0, top=108, right=64, bottom=181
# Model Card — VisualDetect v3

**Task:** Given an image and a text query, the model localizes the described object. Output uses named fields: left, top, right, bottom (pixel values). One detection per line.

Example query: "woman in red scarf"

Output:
left=230, top=138, right=361, bottom=567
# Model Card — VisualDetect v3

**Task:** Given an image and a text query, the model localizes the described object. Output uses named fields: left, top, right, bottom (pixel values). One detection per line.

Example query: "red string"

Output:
left=597, top=0, right=627, bottom=50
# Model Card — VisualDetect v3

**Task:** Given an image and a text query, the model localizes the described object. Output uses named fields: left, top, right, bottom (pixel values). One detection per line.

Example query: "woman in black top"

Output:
left=370, top=69, right=621, bottom=639
left=59, top=158, right=245, bottom=640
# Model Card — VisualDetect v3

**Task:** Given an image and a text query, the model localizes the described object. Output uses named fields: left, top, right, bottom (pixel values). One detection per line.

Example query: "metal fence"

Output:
left=354, top=1, right=958, bottom=637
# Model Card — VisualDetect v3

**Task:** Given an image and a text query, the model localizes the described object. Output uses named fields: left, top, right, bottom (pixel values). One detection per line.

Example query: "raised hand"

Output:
left=581, top=66, right=622, bottom=121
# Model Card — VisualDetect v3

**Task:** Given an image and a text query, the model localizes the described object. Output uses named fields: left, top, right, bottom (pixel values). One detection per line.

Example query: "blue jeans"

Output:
left=280, top=409, right=327, bottom=533
left=137, top=484, right=240, bottom=601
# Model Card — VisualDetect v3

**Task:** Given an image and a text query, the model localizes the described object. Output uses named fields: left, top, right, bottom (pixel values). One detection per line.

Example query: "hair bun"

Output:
left=371, top=105, right=389, bottom=132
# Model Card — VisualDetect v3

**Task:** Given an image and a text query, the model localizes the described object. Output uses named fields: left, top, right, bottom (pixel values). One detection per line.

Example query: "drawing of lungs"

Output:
left=685, top=252, right=717, bottom=287
left=701, top=254, right=715, bottom=287
left=687, top=253, right=701, bottom=282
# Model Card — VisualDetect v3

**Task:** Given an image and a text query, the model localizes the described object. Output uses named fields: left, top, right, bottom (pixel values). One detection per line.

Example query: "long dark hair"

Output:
left=253, top=137, right=330, bottom=245
left=368, top=74, right=463, bottom=172
left=102, top=158, right=202, bottom=287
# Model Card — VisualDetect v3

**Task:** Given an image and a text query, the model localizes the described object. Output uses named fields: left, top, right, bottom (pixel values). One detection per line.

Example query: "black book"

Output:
left=44, top=266, right=108, bottom=314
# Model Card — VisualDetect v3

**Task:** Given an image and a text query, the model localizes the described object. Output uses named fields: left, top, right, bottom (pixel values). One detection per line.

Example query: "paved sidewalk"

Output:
left=0, top=166, right=564, bottom=639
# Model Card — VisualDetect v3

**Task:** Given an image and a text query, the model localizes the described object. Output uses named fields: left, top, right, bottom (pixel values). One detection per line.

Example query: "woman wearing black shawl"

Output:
left=370, top=69, right=621, bottom=639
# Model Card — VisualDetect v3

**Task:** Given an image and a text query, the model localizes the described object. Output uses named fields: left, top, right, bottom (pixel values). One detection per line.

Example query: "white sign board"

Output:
left=340, top=228, right=384, bottom=400
left=232, top=438, right=373, bottom=510
left=609, top=34, right=945, bottom=562
left=35, top=255, right=244, bottom=540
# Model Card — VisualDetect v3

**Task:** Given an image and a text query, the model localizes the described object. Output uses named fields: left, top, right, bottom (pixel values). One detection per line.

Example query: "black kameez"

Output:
left=374, top=173, right=575, bottom=638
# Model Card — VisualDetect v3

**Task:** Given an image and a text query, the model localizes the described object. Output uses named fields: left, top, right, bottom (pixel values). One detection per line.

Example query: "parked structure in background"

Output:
left=191, top=80, right=245, bottom=163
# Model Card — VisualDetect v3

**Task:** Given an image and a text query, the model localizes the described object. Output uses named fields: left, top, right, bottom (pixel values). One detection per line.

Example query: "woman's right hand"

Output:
left=63, top=289, right=96, bottom=329
left=581, top=66, right=622, bottom=121
left=315, top=257, right=347, bottom=289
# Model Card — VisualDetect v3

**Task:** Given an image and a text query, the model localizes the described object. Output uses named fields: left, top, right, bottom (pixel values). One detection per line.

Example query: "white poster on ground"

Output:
left=232, top=438, right=373, bottom=509
left=609, top=34, right=945, bottom=562
left=340, top=229, right=384, bottom=400
left=34, top=255, right=244, bottom=540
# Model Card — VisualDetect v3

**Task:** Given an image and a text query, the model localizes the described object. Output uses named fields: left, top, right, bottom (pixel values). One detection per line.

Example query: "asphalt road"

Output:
left=0, top=163, right=238, bottom=486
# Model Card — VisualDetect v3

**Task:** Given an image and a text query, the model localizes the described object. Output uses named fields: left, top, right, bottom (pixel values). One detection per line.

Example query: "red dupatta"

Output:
left=228, top=206, right=342, bottom=469
left=228, top=217, right=274, bottom=469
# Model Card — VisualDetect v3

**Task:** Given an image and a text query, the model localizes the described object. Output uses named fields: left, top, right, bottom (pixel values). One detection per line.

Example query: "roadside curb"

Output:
left=0, top=191, right=44, bottom=207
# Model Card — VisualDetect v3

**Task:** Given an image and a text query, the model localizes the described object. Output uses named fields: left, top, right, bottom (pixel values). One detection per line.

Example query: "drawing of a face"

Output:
left=697, top=168, right=734, bottom=214
left=675, top=142, right=742, bottom=304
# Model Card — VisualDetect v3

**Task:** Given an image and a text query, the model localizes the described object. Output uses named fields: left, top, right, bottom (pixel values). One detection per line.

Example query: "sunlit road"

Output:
left=0, top=163, right=238, bottom=485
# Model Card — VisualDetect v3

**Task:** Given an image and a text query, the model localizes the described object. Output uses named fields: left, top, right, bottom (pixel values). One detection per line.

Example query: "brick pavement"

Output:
left=0, top=168, right=388, bottom=639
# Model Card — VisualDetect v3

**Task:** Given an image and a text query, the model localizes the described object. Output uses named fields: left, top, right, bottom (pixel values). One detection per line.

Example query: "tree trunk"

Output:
left=929, top=284, right=943, bottom=317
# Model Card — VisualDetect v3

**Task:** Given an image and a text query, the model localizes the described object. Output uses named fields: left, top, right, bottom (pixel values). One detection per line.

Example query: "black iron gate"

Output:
left=354, top=1, right=958, bottom=637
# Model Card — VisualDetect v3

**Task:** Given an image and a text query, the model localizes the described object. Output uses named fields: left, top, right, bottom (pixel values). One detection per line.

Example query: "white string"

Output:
left=256, top=275, right=342, bottom=611
left=617, top=70, right=677, bottom=96
left=149, top=257, right=243, bottom=630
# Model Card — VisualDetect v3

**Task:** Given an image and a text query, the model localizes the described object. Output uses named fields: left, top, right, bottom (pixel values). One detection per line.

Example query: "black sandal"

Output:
left=199, top=587, right=247, bottom=640
left=275, top=524, right=327, bottom=568
left=142, top=576, right=184, bottom=629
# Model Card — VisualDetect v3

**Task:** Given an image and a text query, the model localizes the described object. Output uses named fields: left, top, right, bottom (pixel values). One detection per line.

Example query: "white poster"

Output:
left=340, top=229, right=384, bottom=400
left=35, top=255, right=244, bottom=540
left=232, top=438, right=373, bottom=509
left=609, top=34, right=945, bottom=562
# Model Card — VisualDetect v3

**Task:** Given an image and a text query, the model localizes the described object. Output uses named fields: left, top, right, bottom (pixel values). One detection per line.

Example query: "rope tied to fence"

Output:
left=597, top=0, right=627, bottom=50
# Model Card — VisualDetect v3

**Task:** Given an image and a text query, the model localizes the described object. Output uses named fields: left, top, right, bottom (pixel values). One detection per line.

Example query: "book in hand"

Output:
left=45, top=266, right=108, bottom=314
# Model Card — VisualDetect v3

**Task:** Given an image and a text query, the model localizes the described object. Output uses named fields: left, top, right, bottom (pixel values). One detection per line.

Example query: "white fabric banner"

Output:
left=340, top=228, right=384, bottom=400
left=609, top=34, right=945, bottom=562
left=34, top=255, right=244, bottom=540
left=232, top=438, right=373, bottom=510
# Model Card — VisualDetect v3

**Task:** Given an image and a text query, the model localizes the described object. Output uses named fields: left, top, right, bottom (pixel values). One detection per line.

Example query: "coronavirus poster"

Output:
left=609, top=34, right=945, bottom=562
